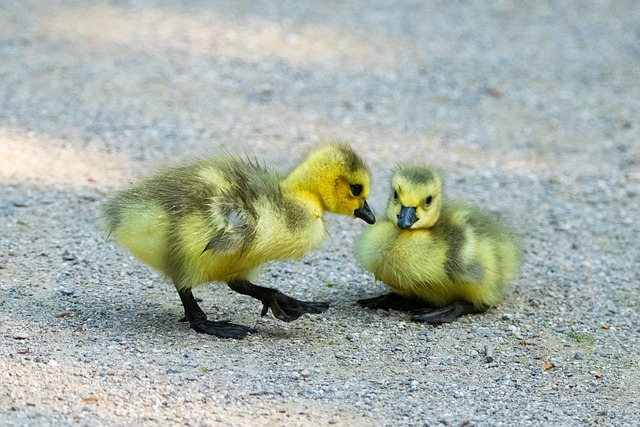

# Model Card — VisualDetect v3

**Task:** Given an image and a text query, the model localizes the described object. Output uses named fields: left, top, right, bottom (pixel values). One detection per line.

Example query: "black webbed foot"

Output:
left=357, top=293, right=426, bottom=311
left=228, top=280, right=329, bottom=322
left=411, top=302, right=484, bottom=324
left=190, top=319, right=254, bottom=339
left=260, top=291, right=330, bottom=322
left=177, top=288, right=254, bottom=339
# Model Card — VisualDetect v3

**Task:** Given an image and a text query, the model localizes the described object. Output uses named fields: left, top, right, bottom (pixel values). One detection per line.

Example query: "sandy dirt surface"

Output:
left=1, top=1, right=639, bottom=426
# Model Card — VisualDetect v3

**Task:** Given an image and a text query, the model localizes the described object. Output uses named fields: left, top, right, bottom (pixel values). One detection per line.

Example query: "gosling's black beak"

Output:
left=354, top=201, right=376, bottom=224
left=397, top=206, right=417, bottom=229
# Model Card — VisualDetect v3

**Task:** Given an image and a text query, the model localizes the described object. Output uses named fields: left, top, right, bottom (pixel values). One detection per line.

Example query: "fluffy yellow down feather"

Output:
left=101, top=143, right=375, bottom=338
left=355, top=165, right=521, bottom=323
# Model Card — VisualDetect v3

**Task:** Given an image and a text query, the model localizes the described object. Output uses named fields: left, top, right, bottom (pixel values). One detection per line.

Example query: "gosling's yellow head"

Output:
left=386, top=165, right=443, bottom=229
left=287, top=143, right=375, bottom=224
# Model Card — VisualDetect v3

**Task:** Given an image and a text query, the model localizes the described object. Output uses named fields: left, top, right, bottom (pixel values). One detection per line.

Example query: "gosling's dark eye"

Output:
left=350, top=184, right=363, bottom=197
left=425, top=195, right=433, bottom=206
left=393, top=191, right=398, bottom=201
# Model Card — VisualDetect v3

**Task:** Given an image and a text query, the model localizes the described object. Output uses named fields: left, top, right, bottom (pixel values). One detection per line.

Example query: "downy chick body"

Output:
left=355, top=165, right=521, bottom=323
left=102, top=143, right=375, bottom=338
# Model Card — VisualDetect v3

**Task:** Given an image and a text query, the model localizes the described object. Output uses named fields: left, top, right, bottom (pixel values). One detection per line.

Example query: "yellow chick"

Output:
left=101, top=143, right=375, bottom=338
left=355, top=165, right=521, bottom=323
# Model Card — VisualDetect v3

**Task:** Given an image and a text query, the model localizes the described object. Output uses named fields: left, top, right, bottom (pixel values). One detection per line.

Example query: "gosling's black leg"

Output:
left=177, top=288, right=254, bottom=339
left=227, top=279, right=330, bottom=322
left=357, top=293, right=427, bottom=311
left=411, top=302, right=485, bottom=324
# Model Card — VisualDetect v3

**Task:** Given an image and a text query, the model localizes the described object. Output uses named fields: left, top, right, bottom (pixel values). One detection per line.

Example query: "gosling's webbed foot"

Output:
left=177, top=288, right=254, bottom=339
left=260, top=291, right=330, bottom=322
left=357, top=293, right=426, bottom=311
left=190, top=319, right=254, bottom=339
left=411, top=302, right=483, bottom=324
left=228, top=279, right=329, bottom=323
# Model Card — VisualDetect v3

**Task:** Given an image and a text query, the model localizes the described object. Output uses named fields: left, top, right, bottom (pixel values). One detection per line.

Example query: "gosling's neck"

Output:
left=280, top=161, right=328, bottom=219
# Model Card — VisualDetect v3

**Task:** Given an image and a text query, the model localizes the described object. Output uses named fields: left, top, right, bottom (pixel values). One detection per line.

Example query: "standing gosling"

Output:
left=355, top=165, right=521, bottom=323
left=101, top=143, right=375, bottom=339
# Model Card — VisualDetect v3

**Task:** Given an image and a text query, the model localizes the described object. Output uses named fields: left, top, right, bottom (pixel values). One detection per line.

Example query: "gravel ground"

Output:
left=2, top=1, right=639, bottom=426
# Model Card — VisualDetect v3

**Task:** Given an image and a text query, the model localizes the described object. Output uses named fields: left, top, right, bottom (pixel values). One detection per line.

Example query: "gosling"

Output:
left=101, top=143, right=375, bottom=338
left=355, top=165, right=521, bottom=323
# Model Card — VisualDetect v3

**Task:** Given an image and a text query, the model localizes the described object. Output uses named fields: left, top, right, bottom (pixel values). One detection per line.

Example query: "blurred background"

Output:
left=3, top=1, right=637, bottom=187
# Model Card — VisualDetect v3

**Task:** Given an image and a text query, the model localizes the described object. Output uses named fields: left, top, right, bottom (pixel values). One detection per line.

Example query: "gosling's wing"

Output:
left=437, top=202, right=487, bottom=284
left=441, top=201, right=523, bottom=285
left=203, top=206, right=255, bottom=255
left=464, top=205, right=523, bottom=285
left=445, top=258, right=486, bottom=284
left=199, top=157, right=278, bottom=255
left=441, top=224, right=485, bottom=283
